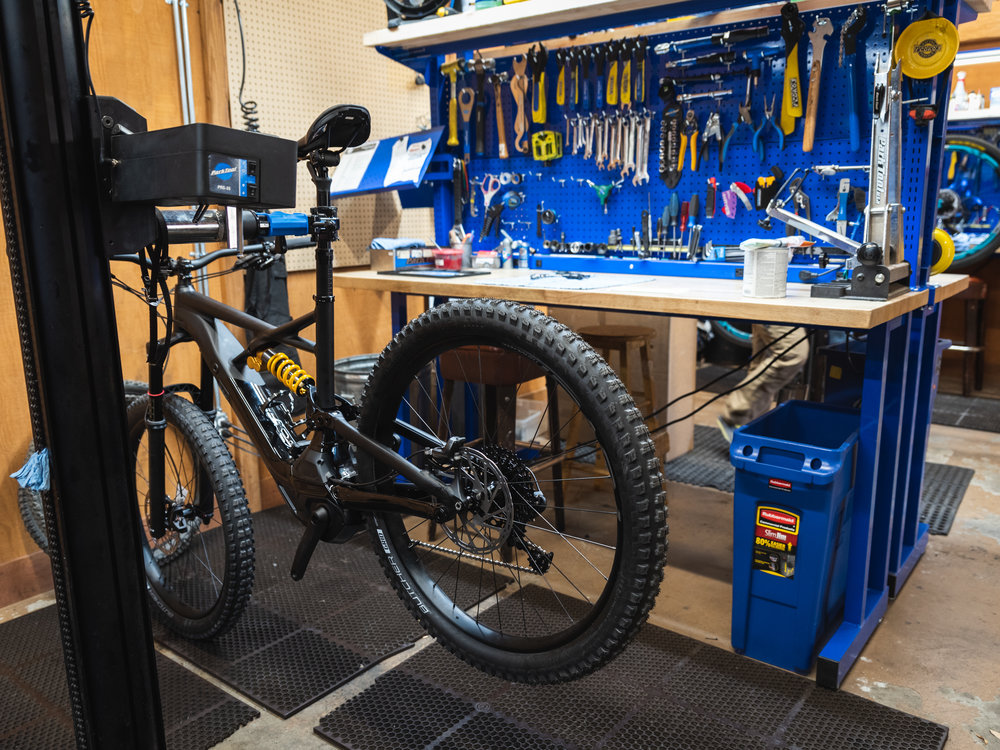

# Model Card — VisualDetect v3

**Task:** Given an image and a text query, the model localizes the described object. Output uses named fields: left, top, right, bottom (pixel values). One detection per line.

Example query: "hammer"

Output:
left=441, top=60, right=462, bottom=147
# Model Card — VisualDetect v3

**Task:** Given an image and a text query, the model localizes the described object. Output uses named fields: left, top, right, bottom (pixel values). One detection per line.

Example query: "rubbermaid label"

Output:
left=768, top=478, right=793, bottom=492
left=753, top=506, right=799, bottom=578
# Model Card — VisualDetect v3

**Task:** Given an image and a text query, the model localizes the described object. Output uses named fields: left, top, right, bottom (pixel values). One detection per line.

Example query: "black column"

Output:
left=0, top=2, right=165, bottom=747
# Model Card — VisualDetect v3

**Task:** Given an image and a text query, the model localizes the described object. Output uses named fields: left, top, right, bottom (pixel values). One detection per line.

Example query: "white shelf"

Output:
left=363, top=0, right=686, bottom=51
left=948, top=107, right=1000, bottom=121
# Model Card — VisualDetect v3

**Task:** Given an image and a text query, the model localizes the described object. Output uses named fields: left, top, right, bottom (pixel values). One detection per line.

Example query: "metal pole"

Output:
left=0, top=2, right=166, bottom=747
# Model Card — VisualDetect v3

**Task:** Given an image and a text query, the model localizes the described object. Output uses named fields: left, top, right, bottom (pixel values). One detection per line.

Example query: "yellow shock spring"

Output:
left=250, top=351, right=314, bottom=396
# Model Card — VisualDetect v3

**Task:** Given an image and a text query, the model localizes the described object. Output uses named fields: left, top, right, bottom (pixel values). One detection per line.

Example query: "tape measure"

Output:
left=531, top=131, right=563, bottom=164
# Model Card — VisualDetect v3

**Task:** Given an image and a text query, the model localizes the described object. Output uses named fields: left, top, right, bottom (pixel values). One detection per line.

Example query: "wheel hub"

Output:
left=441, top=448, right=515, bottom=554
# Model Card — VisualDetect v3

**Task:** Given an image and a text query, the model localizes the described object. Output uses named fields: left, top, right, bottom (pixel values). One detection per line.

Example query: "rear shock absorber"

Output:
left=247, top=350, right=314, bottom=396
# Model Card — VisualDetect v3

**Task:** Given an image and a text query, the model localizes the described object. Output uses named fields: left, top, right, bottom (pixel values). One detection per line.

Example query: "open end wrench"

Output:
left=803, top=17, right=832, bottom=153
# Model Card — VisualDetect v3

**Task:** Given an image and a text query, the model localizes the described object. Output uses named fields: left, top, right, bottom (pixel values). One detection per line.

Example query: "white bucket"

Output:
left=742, top=244, right=790, bottom=298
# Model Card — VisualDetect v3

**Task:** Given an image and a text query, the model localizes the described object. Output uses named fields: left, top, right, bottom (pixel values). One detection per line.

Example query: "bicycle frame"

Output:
left=167, top=277, right=461, bottom=529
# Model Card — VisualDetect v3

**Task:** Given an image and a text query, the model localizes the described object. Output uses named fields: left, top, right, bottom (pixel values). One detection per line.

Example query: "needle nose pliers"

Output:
left=752, top=95, right=784, bottom=163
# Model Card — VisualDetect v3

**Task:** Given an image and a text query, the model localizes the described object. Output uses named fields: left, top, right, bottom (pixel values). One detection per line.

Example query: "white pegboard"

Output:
left=221, top=0, right=435, bottom=270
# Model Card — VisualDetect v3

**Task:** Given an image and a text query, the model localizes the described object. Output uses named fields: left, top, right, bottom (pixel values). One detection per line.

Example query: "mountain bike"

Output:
left=52, top=105, right=667, bottom=683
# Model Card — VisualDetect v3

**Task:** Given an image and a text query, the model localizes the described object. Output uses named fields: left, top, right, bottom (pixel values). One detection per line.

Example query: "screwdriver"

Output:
left=687, top=193, right=700, bottom=259
left=668, top=192, right=680, bottom=257
left=680, top=201, right=690, bottom=249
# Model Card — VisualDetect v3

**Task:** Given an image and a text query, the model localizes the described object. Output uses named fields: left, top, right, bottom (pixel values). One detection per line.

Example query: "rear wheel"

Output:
left=358, top=299, right=667, bottom=683
left=128, top=394, right=254, bottom=639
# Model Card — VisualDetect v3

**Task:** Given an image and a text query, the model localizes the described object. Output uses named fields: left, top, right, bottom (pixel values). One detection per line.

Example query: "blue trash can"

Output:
left=730, top=401, right=859, bottom=673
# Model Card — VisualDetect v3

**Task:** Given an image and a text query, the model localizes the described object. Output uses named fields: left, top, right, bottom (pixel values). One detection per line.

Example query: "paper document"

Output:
left=384, top=135, right=432, bottom=187
left=329, top=143, right=376, bottom=194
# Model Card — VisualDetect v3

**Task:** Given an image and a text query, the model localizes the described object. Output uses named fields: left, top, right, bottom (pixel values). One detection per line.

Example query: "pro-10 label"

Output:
left=207, top=153, right=258, bottom=200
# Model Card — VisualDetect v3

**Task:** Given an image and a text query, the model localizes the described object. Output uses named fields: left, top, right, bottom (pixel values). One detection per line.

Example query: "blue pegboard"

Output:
left=442, top=1, right=942, bottom=284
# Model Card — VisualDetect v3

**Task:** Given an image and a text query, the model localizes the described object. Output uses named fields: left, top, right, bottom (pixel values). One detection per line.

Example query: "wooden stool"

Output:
left=945, top=278, right=988, bottom=396
left=430, top=346, right=567, bottom=538
left=577, top=325, right=657, bottom=416
left=567, top=325, right=668, bottom=481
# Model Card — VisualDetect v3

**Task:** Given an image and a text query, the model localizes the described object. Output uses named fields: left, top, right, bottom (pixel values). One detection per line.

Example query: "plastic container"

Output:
left=742, top=245, right=790, bottom=298
left=433, top=248, right=463, bottom=270
left=729, top=401, right=859, bottom=673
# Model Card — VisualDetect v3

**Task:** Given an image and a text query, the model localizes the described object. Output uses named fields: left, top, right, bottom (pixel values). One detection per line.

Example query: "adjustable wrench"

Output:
left=802, top=17, right=832, bottom=153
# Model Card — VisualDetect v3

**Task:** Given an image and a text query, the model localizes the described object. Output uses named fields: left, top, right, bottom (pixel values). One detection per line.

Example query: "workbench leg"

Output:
left=817, top=316, right=909, bottom=689
left=889, top=304, right=941, bottom=597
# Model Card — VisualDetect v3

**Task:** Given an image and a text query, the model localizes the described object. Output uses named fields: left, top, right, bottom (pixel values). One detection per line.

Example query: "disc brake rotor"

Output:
left=441, top=448, right=515, bottom=554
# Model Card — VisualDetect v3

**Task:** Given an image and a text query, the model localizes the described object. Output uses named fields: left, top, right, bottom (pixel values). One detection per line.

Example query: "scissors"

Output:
left=480, top=173, right=502, bottom=209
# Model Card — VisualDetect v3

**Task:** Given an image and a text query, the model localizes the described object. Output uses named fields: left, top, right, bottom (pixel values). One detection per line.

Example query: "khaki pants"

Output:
left=722, top=324, right=809, bottom=427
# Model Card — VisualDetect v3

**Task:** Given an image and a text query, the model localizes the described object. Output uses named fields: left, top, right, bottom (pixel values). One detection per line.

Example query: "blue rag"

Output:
left=11, top=448, right=50, bottom=491
left=369, top=237, right=428, bottom=251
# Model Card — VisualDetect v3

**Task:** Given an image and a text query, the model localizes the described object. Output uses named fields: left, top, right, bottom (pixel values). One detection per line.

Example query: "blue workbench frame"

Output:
left=370, top=0, right=973, bottom=690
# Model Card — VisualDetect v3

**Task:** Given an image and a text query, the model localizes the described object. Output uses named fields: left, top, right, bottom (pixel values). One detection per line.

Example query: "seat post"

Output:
left=309, top=159, right=337, bottom=410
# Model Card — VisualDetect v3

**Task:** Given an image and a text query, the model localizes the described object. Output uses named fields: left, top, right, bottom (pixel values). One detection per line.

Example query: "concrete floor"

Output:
left=2, top=398, right=998, bottom=748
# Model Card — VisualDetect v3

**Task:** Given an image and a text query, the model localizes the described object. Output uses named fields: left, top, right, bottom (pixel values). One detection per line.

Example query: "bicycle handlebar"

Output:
left=111, top=236, right=315, bottom=271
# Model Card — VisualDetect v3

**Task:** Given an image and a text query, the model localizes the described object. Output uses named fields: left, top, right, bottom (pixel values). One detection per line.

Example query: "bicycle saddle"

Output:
left=297, top=105, right=371, bottom=160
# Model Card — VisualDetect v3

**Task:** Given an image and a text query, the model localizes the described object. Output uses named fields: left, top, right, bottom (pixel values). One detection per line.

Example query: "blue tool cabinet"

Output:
left=366, top=0, right=978, bottom=688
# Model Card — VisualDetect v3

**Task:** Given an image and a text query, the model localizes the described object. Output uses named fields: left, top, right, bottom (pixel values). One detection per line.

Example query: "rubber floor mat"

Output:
left=931, top=392, right=1000, bottom=433
left=315, top=585, right=948, bottom=750
left=155, top=507, right=511, bottom=718
left=0, top=605, right=257, bottom=749
left=919, top=462, right=975, bottom=535
left=664, top=424, right=735, bottom=492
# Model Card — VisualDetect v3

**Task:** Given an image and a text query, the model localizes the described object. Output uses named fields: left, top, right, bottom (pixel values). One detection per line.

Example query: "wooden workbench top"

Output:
left=334, top=269, right=968, bottom=330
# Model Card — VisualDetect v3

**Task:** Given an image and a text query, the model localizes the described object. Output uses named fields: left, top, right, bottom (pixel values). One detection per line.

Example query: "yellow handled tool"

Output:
left=607, top=40, right=619, bottom=106
left=555, top=49, right=566, bottom=106
left=441, top=60, right=462, bottom=147
left=528, top=43, right=548, bottom=125
left=779, top=3, right=805, bottom=136
left=620, top=39, right=632, bottom=108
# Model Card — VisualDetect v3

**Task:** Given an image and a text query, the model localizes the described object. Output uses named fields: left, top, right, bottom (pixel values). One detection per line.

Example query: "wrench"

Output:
left=632, top=112, right=651, bottom=185
left=621, top=113, right=637, bottom=178
left=803, top=17, right=832, bottom=153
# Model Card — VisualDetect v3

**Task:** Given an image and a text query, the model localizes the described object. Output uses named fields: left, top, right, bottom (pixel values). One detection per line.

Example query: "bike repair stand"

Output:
left=766, top=55, right=911, bottom=300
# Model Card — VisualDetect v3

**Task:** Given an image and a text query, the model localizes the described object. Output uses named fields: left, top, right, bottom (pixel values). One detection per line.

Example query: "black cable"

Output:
left=663, top=332, right=812, bottom=428
left=231, top=0, right=260, bottom=132
left=75, top=2, right=97, bottom=98
left=643, top=325, right=802, bottom=424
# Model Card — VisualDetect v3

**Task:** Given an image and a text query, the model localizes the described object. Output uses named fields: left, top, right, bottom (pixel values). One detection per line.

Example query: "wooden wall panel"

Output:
left=0, top=0, right=238, bottom=596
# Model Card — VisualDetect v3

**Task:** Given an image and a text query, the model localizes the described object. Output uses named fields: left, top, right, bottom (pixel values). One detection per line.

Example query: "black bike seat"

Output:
left=297, top=105, right=371, bottom=160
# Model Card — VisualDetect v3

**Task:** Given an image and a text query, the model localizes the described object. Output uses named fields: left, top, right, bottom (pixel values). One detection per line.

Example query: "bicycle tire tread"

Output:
left=128, top=394, right=254, bottom=640
left=360, top=298, right=667, bottom=683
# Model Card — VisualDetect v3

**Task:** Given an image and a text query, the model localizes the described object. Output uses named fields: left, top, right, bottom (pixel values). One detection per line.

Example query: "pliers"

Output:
left=721, top=102, right=757, bottom=165
left=679, top=109, right=698, bottom=172
left=701, top=111, right=723, bottom=167
left=752, top=95, right=783, bottom=163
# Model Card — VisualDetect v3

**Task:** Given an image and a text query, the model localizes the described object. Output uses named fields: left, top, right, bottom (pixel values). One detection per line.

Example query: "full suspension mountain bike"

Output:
left=24, top=105, right=667, bottom=683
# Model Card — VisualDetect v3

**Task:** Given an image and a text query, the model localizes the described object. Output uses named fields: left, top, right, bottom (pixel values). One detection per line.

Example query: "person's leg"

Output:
left=721, top=325, right=809, bottom=429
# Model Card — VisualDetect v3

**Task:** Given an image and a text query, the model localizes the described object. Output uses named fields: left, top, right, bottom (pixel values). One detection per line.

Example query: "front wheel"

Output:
left=127, top=394, right=254, bottom=639
left=358, top=299, right=667, bottom=683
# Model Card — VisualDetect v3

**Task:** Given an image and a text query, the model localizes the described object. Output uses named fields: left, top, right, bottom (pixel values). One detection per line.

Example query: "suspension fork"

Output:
left=146, top=309, right=168, bottom=539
